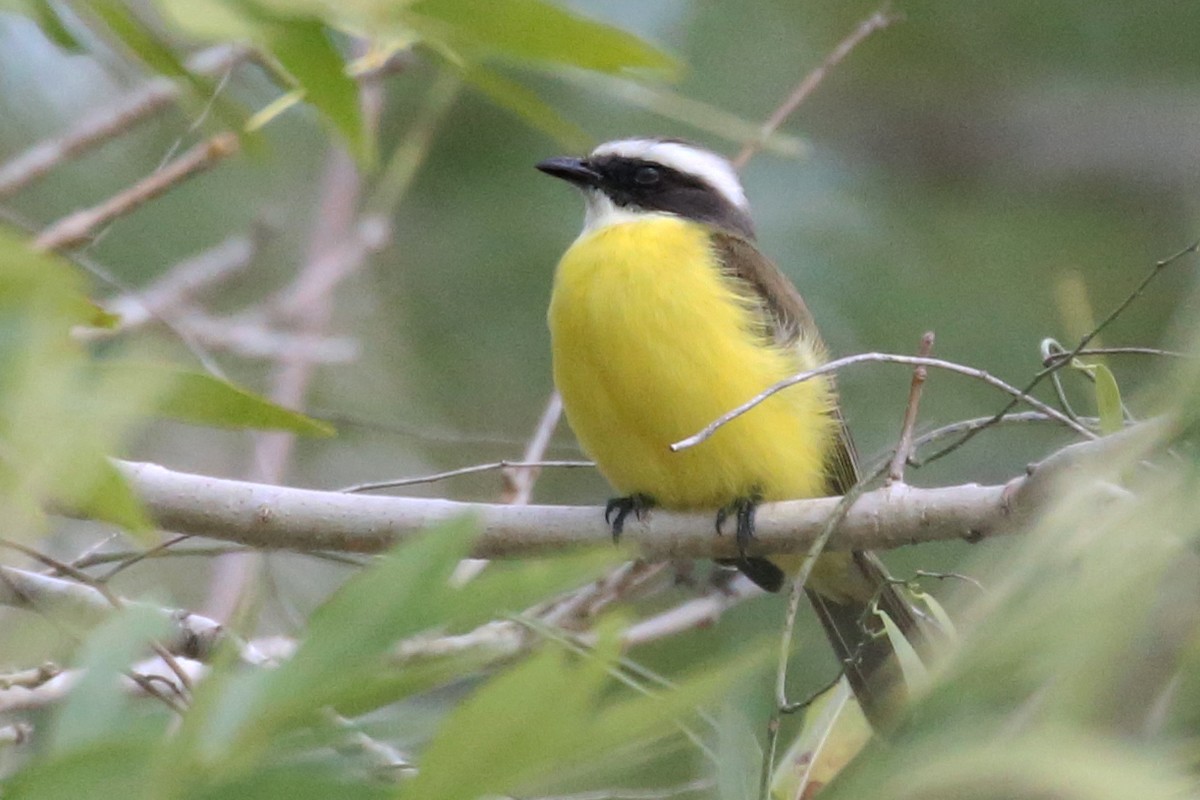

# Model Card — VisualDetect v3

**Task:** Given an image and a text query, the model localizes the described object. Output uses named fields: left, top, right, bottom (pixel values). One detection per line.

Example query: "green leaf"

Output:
left=405, top=0, right=679, bottom=76
left=876, top=609, right=929, bottom=693
left=911, top=588, right=957, bottom=639
left=566, top=71, right=807, bottom=158
left=245, top=10, right=372, bottom=166
left=214, top=517, right=480, bottom=764
left=716, top=700, right=762, bottom=800
left=153, top=0, right=259, bottom=41
left=191, top=768, right=394, bottom=800
left=459, top=64, right=590, bottom=150
left=155, top=0, right=370, bottom=165
left=1090, top=363, right=1124, bottom=435
left=404, top=645, right=612, bottom=799
left=406, top=639, right=760, bottom=798
left=0, top=229, right=165, bottom=541
left=1068, top=358, right=1124, bottom=436
left=24, top=0, right=83, bottom=50
left=277, top=517, right=481, bottom=694
left=81, top=1, right=240, bottom=129
left=771, top=680, right=870, bottom=800
left=70, top=458, right=153, bottom=537
left=590, top=647, right=763, bottom=752
left=0, top=226, right=91, bottom=325
left=204, top=523, right=617, bottom=772
left=97, top=363, right=335, bottom=435
left=3, top=736, right=158, bottom=800
left=84, top=1, right=192, bottom=79
left=49, top=604, right=171, bottom=755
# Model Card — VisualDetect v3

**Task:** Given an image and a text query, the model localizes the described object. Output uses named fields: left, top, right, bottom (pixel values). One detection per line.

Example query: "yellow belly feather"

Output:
left=548, top=216, right=838, bottom=510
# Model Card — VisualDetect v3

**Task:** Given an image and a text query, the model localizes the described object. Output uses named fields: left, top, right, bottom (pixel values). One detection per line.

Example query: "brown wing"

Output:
left=825, top=408, right=861, bottom=495
left=710, top=231, right=859, bottom=494
left=710, top=229, right=924, bottom=731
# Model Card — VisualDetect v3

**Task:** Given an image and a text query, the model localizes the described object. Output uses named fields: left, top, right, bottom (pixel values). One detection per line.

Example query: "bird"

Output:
left=537, top=137, right=921, bottom=729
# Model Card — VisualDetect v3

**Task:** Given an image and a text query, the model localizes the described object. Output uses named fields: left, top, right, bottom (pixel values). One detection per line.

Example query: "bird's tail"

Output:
left=803, top=550, right=923, bottom=730
left=735, top=548, right=925, bottom=729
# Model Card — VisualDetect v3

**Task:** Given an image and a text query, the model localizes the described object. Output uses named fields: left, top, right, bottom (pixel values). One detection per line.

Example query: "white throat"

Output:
left=580, top=189, right=671, bottom=234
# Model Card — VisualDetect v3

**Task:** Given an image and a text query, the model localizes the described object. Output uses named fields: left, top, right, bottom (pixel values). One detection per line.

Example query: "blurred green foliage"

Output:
left=0, top=0, right=1197, bottom=797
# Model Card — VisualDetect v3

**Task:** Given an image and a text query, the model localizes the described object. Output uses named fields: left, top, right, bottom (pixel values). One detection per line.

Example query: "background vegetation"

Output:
left=0, top=1, right=1197, bottom=798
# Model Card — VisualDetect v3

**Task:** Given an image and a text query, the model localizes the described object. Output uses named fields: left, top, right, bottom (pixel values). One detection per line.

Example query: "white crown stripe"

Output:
left=590, top=139, right=749, bottom=211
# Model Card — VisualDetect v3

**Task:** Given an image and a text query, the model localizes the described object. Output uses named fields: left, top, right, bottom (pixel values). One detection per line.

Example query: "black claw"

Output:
left=736, top=499, right=756, bottom=557
left=715, top=494, right=762, bottom=557
left=605, top=494, right=653, bottom=542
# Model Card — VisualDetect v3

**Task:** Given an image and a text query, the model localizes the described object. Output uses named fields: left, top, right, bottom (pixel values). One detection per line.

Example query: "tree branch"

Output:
left=59, top=420, right=1169, bottom=560
left=0, top=45, right=248, bottom=201
left=33, top=133, right=240, bottom=252
left=0, top=566, right=252, bottom=664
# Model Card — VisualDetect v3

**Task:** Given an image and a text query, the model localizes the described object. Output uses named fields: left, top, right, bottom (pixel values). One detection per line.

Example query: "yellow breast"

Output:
left=548, top=216, right=837, bottom=509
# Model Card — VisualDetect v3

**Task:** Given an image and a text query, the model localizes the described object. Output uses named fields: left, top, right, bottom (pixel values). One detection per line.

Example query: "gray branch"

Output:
left=60, top=419, right=1170, bottom=560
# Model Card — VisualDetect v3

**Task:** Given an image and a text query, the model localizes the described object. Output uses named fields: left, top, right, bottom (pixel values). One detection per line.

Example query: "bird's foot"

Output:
left=715, top=493, right=761, bottom=557
left=716, top=493, right=780, bottom=591
left=604, top=493, right=654, bottom=543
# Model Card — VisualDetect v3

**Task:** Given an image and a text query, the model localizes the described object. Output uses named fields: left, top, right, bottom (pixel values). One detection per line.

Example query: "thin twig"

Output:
left=781, top=669, right=845, bottom=714
left=170, top=312, right=360, bottom=364
left=78, top=228, right=268, bottom=337
left=33, top=132, right=240, bottom=252
left=887, top=332, right=935, bottom=484
left=96, top=534, right=191, bottom=582
left=0, top=565, right=260, bottom=666
left=0, top=540, right=195, bottom=701
left=0, top=663, right=60, bottom=690
left=910, top=569, right=985, bottom=592
left=343, top=458, right=592, bottom=493
left=760, top=479, right=874, bottom=800
left=1042, top=339, right=1083, bottom=423
left=540, top=561, right=668, bottom=631
left=922, top=239, right=1199, bottom=466
left=32, top=226, right=231, bottom=378
left=732, top=6, right=900, bottom=170
left=0, top=45, right=248, bottom=201
left=620, top=576, right=760, bottom=648
left=70, top=545, right=368, bottom=572
left=503, top=392, right=567, bottom=505
left=902, top=412, right=1097, bottom=469
left=451, top=392, right=569, bottom=584
left=671, top=352, right=1096, bottom=454
left=1041, top=346, right=1190, bottom=366
left=0, top=546, right=190, bottom=713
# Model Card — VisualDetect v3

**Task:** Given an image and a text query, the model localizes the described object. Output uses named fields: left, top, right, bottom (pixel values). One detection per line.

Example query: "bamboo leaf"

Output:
left=405, top=0, right=679, bottom=76
left=97, top=363, right=335, bottom=436
left=1090, top=363, right=1124, bottom=435
left=877, top=608, right=929, bottom=693
left=459, top=64, right=590, bottom=150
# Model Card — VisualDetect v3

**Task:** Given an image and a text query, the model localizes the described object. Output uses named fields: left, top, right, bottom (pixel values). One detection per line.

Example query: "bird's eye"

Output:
left=634, top=166, right=661, bottom=185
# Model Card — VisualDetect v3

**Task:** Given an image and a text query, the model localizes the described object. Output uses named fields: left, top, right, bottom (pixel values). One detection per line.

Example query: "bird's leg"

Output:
left=716, top=492, right=762, bottom=557
left=715, top=492, right=781, bottom=592
left=604, top=493, right=654, bottom=543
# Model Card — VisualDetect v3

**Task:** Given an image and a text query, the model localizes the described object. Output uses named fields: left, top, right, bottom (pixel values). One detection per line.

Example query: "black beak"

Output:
left=536, top=156, right=601, bottom=188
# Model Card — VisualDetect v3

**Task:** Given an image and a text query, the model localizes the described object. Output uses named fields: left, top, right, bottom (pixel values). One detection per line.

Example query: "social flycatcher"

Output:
left=538, top=137, right=921, bottom=729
